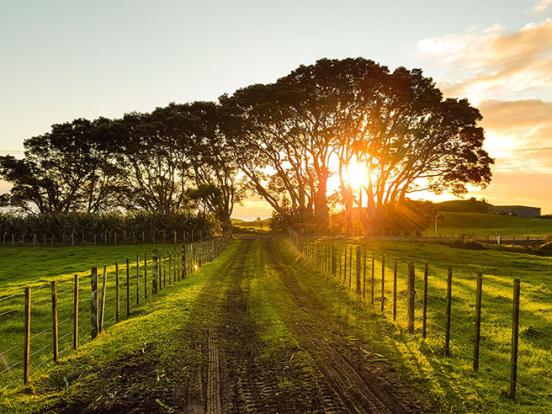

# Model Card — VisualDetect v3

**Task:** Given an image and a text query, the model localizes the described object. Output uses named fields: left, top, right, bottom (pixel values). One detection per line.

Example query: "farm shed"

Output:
left=488, top=205, right=541, bottom=218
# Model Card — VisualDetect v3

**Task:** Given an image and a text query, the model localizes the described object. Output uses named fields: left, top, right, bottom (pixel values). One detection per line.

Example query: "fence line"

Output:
left=0, top=229, right=214, bottom=248
left=0, top=233, right=231, bottom=386
left=288, top=230, right=551, bottom=404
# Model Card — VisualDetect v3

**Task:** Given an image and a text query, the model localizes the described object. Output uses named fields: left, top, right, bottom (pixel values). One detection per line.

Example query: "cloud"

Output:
left=532, top=0, right=552, bottom=13
left=478, top=99, right=552, bottom=173
left=417, top=19, right=552, bottom=102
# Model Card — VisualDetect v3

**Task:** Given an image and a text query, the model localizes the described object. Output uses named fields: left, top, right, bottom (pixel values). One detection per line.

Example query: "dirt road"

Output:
left=27, top=238, right=435, bottom=413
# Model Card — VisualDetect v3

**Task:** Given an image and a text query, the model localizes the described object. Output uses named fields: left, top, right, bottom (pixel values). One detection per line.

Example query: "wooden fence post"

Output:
left=422, top=263, right=428, bottom=339
left=371, top=255, right=375, bottom=305
left=176, top=252, right=180, bottom=281
left=126, top=259, right=130, bottom=317
left=407, top=263, right=415, bottom=334
left=23, top=287, right=31, bottom=384
left=338, top=252, right=342, bottom=280
left=99, top=266, right=107, bottom=333
left=144, top=253, right=148, bottom=299
left=51, top=281, right=58, bottom=363
left=91, top=267, right=99, bottom=339
left=136, top=256, right=140, bottom=305
left=348, top=248, right=352, bottom=289
left=182, top=244, right=187, bottom=280
left=381, top=255, right=386, bottom=312
left=393, top=260, right=397, bottom=321
left=73, top=275, right=79, bottom=350
left=168, top=254, right=173, bottom=285
left=343, top=248, right=347, bottom=283
left=334, top=245, right=337, bottom=276
left=444, top=267, right=453, bottom=356
left=152, top=250, right=159, bottom=295
left=198, top=241, right=203, bottom=268
left=363, top=248, right=367, bottom=299
left=115, top=262, right=120, bottom=323
left=509, top=279, right=521, bottom=400
left=473, top=273, right=483, bottom=372
left=355, top=246, right=361, bottom=294
left=162, top=254, right=166, bottom=288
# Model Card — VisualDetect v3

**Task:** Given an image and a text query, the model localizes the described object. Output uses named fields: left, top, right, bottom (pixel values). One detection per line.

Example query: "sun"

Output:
left=344, top=158, right=369, bottom=190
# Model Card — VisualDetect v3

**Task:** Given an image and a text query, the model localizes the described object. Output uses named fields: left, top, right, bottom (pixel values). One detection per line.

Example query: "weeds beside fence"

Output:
left=0, top=234, right=230, bottom=387
left=288, top=230, right=552, bottom=406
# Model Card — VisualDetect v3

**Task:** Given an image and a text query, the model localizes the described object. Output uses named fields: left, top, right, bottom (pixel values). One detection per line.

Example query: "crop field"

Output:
left=301, top=237, right=552, bottom=413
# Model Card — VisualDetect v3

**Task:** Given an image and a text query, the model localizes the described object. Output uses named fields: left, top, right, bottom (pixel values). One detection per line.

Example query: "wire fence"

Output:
left=1, top=229, right=211, bottom=248
left=288, top=230, right=552, bottom=407
left=0, top=233, right=231, bottom=387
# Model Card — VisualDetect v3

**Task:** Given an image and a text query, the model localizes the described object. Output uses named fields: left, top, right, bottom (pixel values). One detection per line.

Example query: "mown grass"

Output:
left=0, top=240, right=239, bottom=413
left=301, top=238, right=552, bottom=413
left=0, top=243, right=204, bottom=390
left=2, top=237, right=551, bottom=412
left=430, top=212, right=552, bottom=237
left=0, top=244, right=175, bottom=291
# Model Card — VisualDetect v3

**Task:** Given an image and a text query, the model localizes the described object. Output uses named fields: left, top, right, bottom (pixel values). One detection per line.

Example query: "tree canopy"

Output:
left=0, top=57, right=493, bottom=233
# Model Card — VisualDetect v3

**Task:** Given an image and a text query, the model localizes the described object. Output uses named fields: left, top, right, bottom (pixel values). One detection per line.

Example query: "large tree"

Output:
left=0, top=118, right=120, bottom=213
left=105, top=111, right=194, bottom=214
left=154, top=102, right=243, bottom=230
left=351, top=66, right=493, bottom=209
left=224, top=58, right=493, bottom=231
left=221, top=84, right=315, bottom=224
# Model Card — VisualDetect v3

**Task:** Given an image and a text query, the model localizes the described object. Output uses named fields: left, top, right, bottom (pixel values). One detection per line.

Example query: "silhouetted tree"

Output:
left=0, top=118, right=120, bottom=213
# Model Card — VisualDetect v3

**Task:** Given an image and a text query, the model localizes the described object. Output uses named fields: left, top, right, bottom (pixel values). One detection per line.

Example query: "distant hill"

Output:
left=435, top=199, right=490, bottom=213
left=430, top=212, right=552, bottom=236
left=435, top=199, right=541, bottom=218
left=231, top=217, right=272, bottom=233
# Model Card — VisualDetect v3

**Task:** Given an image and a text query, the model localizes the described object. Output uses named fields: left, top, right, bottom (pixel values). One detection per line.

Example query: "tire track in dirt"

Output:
left=263, top=239, right=415, bottom=413
left=172, top=239, right=251, bottom=414
left=206, top=328, right=222, bottom=414
left=215, top=239, right=289, bottom=414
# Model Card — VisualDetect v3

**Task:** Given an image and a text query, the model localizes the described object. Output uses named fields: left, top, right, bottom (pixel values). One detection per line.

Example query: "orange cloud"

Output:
left=417, top=19, right=552, bottom=102
left=479, top=99, right=552, bottom=173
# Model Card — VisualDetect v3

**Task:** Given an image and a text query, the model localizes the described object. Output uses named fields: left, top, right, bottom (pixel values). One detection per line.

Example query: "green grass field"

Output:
left=0, top=243, right=208, bottom=389
left=1, top=237, right=551, bottom=412
left=429, top=212, right=552, bottom=237
left=0, top=240, right=236, bottom=413
left=306, top=238, right=552, bottom=412
left=0, top=244, right=174, bottom=292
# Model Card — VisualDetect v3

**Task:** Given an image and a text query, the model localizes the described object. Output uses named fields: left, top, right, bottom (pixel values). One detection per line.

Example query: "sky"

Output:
left=1, top=0, right=551, bottom=218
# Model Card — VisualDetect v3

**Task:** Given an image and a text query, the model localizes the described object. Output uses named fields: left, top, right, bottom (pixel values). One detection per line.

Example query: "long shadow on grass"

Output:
left=4, top=241, right=247, bottom=414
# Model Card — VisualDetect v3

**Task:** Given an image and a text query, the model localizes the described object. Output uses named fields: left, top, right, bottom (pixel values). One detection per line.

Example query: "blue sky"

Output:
left=1, top=0, right=551, bottom=217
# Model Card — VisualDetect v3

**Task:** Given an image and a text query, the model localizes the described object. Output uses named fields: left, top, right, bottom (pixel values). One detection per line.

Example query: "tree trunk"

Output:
left=314, top=173, right=329, bottom=228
